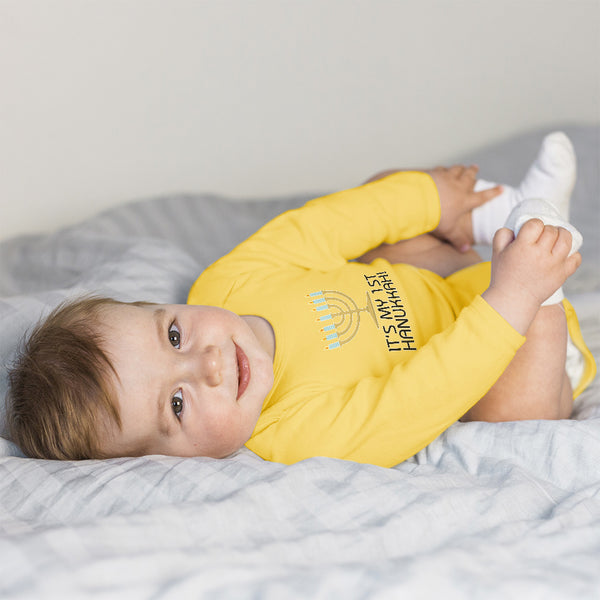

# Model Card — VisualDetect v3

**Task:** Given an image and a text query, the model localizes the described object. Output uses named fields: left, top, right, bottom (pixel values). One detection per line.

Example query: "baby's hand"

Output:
left=428, top=165, right=502, bottom=252
left=483, top=220, right=582, bottom=334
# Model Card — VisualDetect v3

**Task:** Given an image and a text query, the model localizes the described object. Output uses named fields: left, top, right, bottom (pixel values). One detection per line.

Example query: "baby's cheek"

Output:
left=201, top=409, right=245, bottom=455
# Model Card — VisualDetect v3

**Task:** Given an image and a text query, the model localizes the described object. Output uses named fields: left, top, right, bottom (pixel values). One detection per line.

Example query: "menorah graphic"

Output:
left=307, top=289, right=378, bottom=350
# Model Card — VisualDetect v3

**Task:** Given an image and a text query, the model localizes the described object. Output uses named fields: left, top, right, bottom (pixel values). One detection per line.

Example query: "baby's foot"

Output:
left=472, top=132, right=576, bottom=245
left=504, top=197, right=582, bottom=256
left=517, top=131, right=576, bottom=220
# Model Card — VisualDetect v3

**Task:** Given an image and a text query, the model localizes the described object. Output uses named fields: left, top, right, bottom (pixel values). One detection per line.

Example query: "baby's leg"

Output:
left=357, top=234, right=481, bottom=278
left=462, top=304, right=573, bottom=421
left=462, top=196, right=583, bottom=421
left=360, top=132, right=575, bottom=274
left=473, top=132, right=576, bottom=245
left=364, top=132, right=576, bottom=252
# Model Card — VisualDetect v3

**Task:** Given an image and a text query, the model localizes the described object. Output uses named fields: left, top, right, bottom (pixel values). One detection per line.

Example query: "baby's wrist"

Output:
left=482, top=286, right=540, bottom=335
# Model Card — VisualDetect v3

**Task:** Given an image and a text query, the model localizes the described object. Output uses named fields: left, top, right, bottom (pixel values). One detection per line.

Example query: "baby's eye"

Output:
left=172, top=390, right=184, bottom=418
left=168, top=322, right=181, bottom=348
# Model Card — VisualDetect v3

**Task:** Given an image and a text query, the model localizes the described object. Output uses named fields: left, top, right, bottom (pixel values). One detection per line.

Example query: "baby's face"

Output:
left=98, top=303, right=275, bottom=458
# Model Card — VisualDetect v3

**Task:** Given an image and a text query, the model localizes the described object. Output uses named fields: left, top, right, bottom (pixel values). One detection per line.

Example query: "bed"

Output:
left=0, top=125, right=598, bottom=599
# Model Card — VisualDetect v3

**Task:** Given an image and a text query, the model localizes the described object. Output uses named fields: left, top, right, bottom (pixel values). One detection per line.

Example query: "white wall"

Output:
left=1, top=0, right=599, bottom=240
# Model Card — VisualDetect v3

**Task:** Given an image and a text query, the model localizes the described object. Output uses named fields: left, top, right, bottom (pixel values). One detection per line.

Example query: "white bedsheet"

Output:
left=0, top=126, right=598, bottom=598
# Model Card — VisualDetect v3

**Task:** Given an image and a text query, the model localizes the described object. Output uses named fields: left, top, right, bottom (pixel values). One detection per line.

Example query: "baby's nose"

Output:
left=201, top=345, right=222, bottom=387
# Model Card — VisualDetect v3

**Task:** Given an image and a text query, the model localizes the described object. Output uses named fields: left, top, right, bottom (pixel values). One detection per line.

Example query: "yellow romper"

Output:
left=188, top=172, right=596, bottom=467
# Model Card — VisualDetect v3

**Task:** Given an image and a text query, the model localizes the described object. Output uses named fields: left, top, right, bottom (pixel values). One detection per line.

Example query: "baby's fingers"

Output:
left=448, top=165, right=466, bottom=177
left=565, top=251, right=582, bottom=278
left=461, top=165, right=479, bottom=181
left=470, top=184, right=503, bottom=208
left=538, top=224, right=561, bottom=250
left=552, top=227, right=574, bottom=256
left=492, top=227, right=515, bottom=254
left=517, top=218, right=545, bottom=243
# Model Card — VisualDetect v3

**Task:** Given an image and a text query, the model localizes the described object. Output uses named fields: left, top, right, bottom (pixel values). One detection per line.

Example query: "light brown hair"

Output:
left=6, top=296, right=129, bottom=460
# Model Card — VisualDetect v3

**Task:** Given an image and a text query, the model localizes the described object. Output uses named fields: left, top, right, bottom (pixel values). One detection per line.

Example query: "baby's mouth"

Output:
left=235, top=343, right=250, bottom=400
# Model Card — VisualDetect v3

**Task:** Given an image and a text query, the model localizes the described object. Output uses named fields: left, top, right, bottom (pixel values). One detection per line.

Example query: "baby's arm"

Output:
left=261, top=293, right=527, bottom=467
left=365, top=165, right=503, bottom=252
left=202, top=172, right=444, bottom=276
left=482, top=220, right=581, bottom=335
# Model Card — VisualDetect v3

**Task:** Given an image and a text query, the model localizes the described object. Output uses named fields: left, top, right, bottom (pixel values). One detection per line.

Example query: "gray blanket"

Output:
left=0, top=126, right=598, bottom=598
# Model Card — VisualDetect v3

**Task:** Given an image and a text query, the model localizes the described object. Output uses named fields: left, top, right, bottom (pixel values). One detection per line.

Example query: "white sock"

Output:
left=472, top=132, right=576, bottom=245
left=566, top=335, right=585, bottom=393
left=504, top=198, right=582, bottom=306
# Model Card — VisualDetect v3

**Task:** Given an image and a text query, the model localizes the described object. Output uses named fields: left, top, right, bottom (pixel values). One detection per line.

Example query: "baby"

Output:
left=7, top=133, right=596, bottom=466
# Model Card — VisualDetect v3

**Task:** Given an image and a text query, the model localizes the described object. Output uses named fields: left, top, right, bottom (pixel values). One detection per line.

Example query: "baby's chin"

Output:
left=204, top=440, right=248, bottom=459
